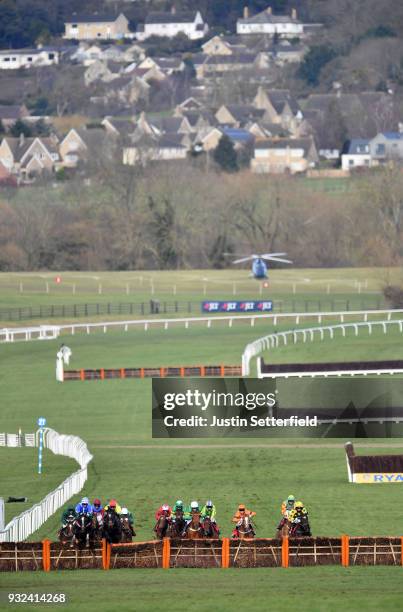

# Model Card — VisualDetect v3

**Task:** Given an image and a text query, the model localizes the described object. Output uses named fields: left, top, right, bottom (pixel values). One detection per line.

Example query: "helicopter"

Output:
left=232, top=252, right=292, bottom=279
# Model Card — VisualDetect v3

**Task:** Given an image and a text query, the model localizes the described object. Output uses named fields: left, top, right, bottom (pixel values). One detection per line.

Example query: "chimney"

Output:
left=267, top=6, right=272, bottom=14
left=291, top=8, right=297, bottom=20
left=171, top=5, right=176, bottom=15
left=19, top=132, right=25, bottom=147
left=243, top=6, right=249, bottom=19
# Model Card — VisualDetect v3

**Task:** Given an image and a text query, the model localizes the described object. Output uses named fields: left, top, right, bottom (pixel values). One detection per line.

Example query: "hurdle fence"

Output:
left=0, top=429, right=92, bottom=543
left=2, top=309, right=403, bottom=344
left=2, top=536, right=403, bottom=571
left=242, top=317, right=403, bottom=376
left=62, top=364, right=242, bottom=382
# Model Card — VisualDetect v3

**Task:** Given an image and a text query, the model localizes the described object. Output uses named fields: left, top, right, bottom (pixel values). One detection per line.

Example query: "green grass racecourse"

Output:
left=0, top=449, right=77, bottom=524
left=2, top=567, right=403, bottom=612
left=1, top=268, right=403, bottom=610
left=0, top=267, right=400, bottom=321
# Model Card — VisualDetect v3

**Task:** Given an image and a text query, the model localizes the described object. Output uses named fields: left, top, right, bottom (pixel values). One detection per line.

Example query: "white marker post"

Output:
left=37, top=417, right=46, bottom=474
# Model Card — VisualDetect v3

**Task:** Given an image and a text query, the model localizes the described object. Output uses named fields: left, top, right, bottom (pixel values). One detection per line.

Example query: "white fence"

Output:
left=0, top=428, right=92, bottom=542
left=242, top=318, right=403, bottom=376
left=1, top=309, right=403, bottom=343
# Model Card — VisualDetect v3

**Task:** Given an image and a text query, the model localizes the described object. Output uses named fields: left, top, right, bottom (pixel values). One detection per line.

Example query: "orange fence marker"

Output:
left=102, top=538, right=107, bottom=570
left=80, top=369, right=85, bottom=381
left=42, top=539, right=50, bottom=572
left=105, top=541, right=111, bottom=570
left=220, top=364, right=225, bottom=377
left=201, top=366, right=205, bottom=377
left=341, top=535, right=350, bottom=566
left=100, top=368, right=105, bottom=380
left=281, top=536, right=289, bottom=568
left=160, top=367, right=165, bottom=378
left=140, top=367, right=145, bottom=379
left=221, top=538, right=230, bottom=568
left=180, top=367, right=185, bottom=377
left=162, top=537, right=170, bottom=569
left=401, top=537, right=403, bottom=566
left=120, top=368, right=125, bottom=379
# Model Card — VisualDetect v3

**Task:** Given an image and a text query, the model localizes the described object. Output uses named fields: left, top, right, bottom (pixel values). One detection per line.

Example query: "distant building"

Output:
left=237, top=7, right=304, bottom=37
left=0, top=48, right=59, bottom=70
left=341, top=139, right=371, bottom=171
left=64, top=13, right=130, bottom=40
left=369, top=132, right=403, bottom=163
left=137, top=10, right=208, bottom=41
left=251, top=137, right=318, bottom=173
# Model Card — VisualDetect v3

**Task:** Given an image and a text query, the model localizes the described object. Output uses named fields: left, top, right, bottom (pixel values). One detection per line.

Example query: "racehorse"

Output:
left=234, top=515, right=255, bottom=540
left=58, top=517, right=75, bottom=547
left=168, top=510, right=186, bottom=538
left=73, top=514, right=94, bottom=549
left=185, top=512, right=205, bottom=540
left=290, top=516, right=311, bottom=537
left=276, top=517, right=291, bottom=539
left=102, top=509, right=122, bottom=544
left=120, top=516, right=135, bottom=542
left=92, top=513, right=104, bottom=544
left=154, top=514, right=170, bottom=540
left=202, top=516, right=219, bottom=539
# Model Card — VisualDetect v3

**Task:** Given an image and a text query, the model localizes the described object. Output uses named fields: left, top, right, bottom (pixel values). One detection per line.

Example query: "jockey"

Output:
left=155, top=504, right=172, bottom=522
left=172, top=500, right=185, bottom=515
left=104, top=499, right=122, bottom=514
left=289, top=501, right=308, bottom=522
left=75, top=497, right=93, bottom=516
left=289, top=501, right=311, bottom=536
left=231, top=504, right=256, bottom=538
left=281, top=495, right=296, bottom=518
left=61, top=505, right=76, bottom=527
left=182, top=501, right=201, bottom=535
left=92, top=499, right=104, bottom=517
left=201, top=500, right=217, bottom=522
left=121, top=507, right=135, bottom=535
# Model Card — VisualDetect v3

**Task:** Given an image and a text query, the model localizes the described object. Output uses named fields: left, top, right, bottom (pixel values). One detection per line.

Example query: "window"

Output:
left=72, top=24, right=78, bottom=28
left=48, top=53, right=54, bottom=60
left=27, top=57, right=33, bottom=62
left=4, top=57, right=10, bottom=62
left=376, top=144, right=385, bottom=156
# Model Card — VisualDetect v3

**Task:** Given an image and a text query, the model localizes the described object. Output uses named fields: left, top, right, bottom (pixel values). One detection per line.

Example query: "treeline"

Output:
left=1, top=164, right=403, bottom=271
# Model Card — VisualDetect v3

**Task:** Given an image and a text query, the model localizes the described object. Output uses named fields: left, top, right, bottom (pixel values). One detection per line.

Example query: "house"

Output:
left=237, top=7, right=304, bottom=37
left=341, top=139, right=371, bottom=171
left=0, top=105, right=30, bottom=128
left=192, top=52, right=260, bottom=79
left=251, top=137, right=318, bottom=173
left=221, top=127, right=255, bottom=149
left=0, top=161, right=17, bottom=186
left=137, top=10, right=208, bottom=41
left=0, top=48, right=59, bottom=70
left=102, top=117, right=137, bottom=139
left=215, top=104, right=265, bottom=127
left=369, top=132, right=403, bottom=164
left=0, top=135, right=59, bottom=178
left=59, top=129, right=88, bottom=167
left=123, top=132, right=188, bottom=165
left=64, top=13, right=131, bottom=40
left=253, top=87, right=302, bottom=127
left=137, top=56, right=185, bottom=75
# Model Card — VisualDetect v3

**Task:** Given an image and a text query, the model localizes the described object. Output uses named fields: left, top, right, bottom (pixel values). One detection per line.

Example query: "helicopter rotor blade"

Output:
left=262, top=256, right=293, bottom=264
left=232, top=256, right=255, bottom=264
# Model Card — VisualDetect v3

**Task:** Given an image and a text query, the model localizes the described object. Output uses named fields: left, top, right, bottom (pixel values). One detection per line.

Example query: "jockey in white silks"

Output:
left=56, top=344, right=72, bottom=382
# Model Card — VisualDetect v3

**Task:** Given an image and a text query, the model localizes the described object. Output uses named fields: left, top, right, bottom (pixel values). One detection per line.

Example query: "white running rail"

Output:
left=242, top=319, right=403, bottom=376
left=0, top=428, right=92, bottom=542
left=1, top=309, right=403, bottom=343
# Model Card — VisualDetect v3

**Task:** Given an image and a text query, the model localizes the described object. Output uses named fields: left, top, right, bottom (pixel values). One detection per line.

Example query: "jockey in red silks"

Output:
left=155, top=504, right=172, bottom=521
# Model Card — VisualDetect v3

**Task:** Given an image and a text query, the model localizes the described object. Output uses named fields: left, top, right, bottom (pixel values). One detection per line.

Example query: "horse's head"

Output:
left=175, top=509, right=183, bottom=519
left=190, top=512, right=201, bottom=526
